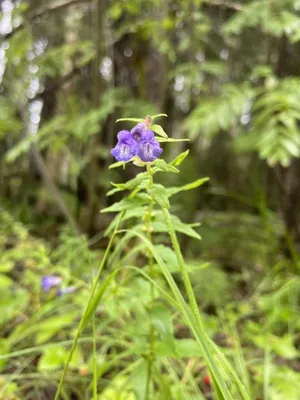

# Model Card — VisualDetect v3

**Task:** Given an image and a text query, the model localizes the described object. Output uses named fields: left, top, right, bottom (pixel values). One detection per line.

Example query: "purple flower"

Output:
left=111, top=130, right=138, bottom=162
left=111, top=123, right=163, bottom=163
left=57, top=286, right=76, bottom=297
left=137, top=130, right=163, bottom=162
left=41, top=275, right=62, bottom=292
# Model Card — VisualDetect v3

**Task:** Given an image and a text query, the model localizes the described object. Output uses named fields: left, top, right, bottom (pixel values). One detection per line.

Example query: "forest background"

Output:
left=1, top=0, right=300, bottom=399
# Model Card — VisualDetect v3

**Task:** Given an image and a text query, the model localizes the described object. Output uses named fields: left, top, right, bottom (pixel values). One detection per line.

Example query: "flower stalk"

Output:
left=145, top=163, right=155, bottom=400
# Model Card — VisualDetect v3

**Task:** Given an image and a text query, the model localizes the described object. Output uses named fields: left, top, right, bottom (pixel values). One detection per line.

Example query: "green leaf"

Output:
left=0, top=261, right=14, bottom=272
left=157, top=138, right=190, bottom=143
left=153, top=245, right=179, bottom=272
left=84, top=272, right=118, bottom=326
left=170, top=150, right=189, bottom=166
left=175, top=339, right=202, bottom=357
left=109, top=161, right=126, bottom=169
left=116, top=118, right=144, bottom=123
left=101, top=376, right=136, bottom=400
left=167, top=178, right=209, bottom=196
left=150, top=113, right=168, bottom=120
left=0, top=274, right=13, bottom=289
left=250, top=333, right=299, bottom=360
left=38, top=345, right=83, bottom=371
left=104, top=207, right=146, bottom=235
left=151, top=303, right=174, bottom=341
left=170, top=216, right=201, bottom=240
left=0, top=339, right=10, bottom=371
left=124, top=229, right=238, bottom=400
left=150, top=124, right=168, bottom=138
left=106, top=187, right=123, bottom=196
left=110, top=172, right=148, bottom=192
left=38, top=345, right=66, bottom=371
left=155, top=340, right=177, bottom=357
left=153, top=159, right=179, bottom=173
left=101, top=193, right=149, bottom=213
left=0, top=288, right=29, bottom=325
left=148, top=184, right=170, bottom=208
left=130, top=360, right=148, bottom=400
left=36, top=313, right=77, bottom=344
left=152, top=213, right=201, bottom=240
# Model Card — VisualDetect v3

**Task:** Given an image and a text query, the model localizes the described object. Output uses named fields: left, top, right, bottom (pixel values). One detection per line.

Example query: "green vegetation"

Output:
left=1, top=0, right=300, bottom=399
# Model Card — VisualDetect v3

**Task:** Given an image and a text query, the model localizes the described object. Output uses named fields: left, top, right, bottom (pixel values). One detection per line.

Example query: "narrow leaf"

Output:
left=167, top=178, right=210, bottom=196
left=157, top=138, right=190, bottom=143
left=116, top=118, right=144, bottom=123
left=101, top=194, right=149, bottom=213
left=109, top=161, right=126, bottom=169
left=151, top=124, right=168, bottom=138
left=153, top=159, right=179, bottom=173
left=151, top=113, right=168, bottom=120
left=170, top=150, right=189, bottom=166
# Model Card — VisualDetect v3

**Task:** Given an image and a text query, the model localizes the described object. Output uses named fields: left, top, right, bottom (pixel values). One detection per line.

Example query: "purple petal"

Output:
left=42, top=275, right=62, bottom=292
left=131, top=123, right=146, bottom=142
left=117, top=130, right=132, bottom=143
left=142, top=129, right=155, bottom=141
left=138, top=140, right=163, bottom=162
left=152, top=144, right=163, bottom=158
left=111, top=142, right=138, bottom=161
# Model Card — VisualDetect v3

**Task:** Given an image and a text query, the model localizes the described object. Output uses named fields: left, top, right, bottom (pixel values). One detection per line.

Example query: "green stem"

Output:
left=161, top=207, right=232, bottom=399
left=54, top=211, right=125, bottom=400
left=92, top=289, right=98, bottom=399
left=145, top=163, right=155, bottom=400
left=128, top=228, right=235, bottom=400
left=162, top=208, right=200, bottom=325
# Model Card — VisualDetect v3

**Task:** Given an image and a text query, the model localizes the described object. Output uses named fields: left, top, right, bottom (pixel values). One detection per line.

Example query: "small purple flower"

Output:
left=41, top=275, right=62, bottom=292
left=111, top=130, right=138, bottom=162
left=111, top=123, right=163, bottom=163
left=137, top=130, right=163, bottom=162
left=57, top=286, right=76, bottom=297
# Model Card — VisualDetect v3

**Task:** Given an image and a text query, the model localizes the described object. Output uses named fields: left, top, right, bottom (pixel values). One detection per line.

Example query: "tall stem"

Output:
left=161, top=207, right=230, bottom=396
left=162, top=208, right=202, bottom=328
left=54, top=211, right=125, bottom=400
left=92, top=274, right=98, bottom=400
left=145, top=163, right=155, bottom=400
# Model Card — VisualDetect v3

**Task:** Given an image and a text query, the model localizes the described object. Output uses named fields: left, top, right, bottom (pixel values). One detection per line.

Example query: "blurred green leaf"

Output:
left=148, top=184, right=170, bottom=208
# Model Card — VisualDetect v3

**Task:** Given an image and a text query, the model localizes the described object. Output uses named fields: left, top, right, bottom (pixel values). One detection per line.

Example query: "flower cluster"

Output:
left=111, top=122, right=163, bottom=163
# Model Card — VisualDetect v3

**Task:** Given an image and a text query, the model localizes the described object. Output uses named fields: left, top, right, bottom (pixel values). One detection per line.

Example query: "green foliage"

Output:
left=6, top=88, right=125, bottom=164
left=236, top=78, right=300, bottom=166
left=38, top=345, right=83, bottom=371
left=148, top=184, right=170, bottom=208
left=0, top=97, right=22, bottom=138
left=224, top=0, right=300, bottom=41
left=184, top=84, right=254, bottom=140
left=36, top=41, right=95, bottom=78
left=192, top=263, right=231, bottom=307
left=2, top=0, right=300, bottom=398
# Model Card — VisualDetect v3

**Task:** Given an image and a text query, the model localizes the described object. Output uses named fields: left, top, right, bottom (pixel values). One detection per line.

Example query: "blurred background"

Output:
left=1, top=0, right=300, bottom=399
